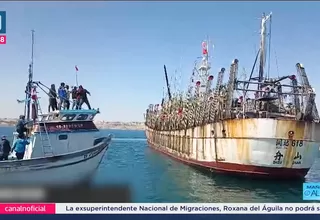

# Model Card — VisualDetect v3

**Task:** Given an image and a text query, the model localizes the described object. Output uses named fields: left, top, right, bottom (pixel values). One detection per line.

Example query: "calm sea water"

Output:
left=1, top=126, right=319, bottom=203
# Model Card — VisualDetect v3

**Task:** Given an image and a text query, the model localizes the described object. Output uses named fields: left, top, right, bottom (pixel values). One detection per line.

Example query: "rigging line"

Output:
left=31, top=30, right=34, bottom=66
left=162, top=86, right=165, bottom=99
left=274, top=49, right=280, bottom=78
left=178, top=56, right=183, bottom=94
left=267, top=15, right=272, bottom=79
left=34, top=81, right=76, bottom=105
left=253, top=44, right=258, bottom=76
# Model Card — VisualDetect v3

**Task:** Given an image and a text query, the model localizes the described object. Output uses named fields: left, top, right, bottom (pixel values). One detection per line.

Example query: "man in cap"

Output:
left=0, top=135, right=11, bottom=161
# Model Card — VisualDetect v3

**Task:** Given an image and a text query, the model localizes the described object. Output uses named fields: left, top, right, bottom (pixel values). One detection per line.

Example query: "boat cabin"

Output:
left=38, top=109, right=99, bottom=123
left=32, top=109, right=100, bottom=134
left=13, top=109, right=104, bottom=159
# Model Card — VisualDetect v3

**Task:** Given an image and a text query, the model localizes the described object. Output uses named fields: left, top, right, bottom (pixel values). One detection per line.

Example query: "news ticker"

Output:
left=0, top=185, right=131, bottom=202
left=0, top=203, right=319, bottom=214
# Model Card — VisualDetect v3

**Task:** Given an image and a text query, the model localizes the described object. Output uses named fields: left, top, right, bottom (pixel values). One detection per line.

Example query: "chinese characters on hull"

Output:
left=293, top=152, right=302, bottom=165
left=272, top=150, right=302, bottom=165
left=276, top=139, right=304, bottom=149
left=273, top=151, right=284, bottom=165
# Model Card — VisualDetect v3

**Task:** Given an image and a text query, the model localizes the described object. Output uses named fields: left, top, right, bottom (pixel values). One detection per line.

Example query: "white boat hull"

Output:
left=0, top=136, right=111, bottom=186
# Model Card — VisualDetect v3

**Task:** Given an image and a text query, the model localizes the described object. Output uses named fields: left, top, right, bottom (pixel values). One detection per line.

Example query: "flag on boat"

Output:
left=75, top=65, right=79, bottom=71
left=202, top=41, right=208, bottom=55
left=202, top=48, right=208, bottom=55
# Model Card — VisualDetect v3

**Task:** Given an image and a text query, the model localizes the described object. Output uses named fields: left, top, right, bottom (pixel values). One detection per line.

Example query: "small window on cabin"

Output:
left=58, top=134, right=68, bottom=140
left=88, top=115, right=94, bottom=120
left=93, top=137, right=104, bottom=145
left=61, top=114, right=76, bottom=121
left=76, top=114, right=89, bottom=120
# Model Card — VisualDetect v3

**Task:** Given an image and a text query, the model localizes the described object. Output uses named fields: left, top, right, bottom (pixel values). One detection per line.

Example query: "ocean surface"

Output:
left=1, top=126, right=319, bottom=203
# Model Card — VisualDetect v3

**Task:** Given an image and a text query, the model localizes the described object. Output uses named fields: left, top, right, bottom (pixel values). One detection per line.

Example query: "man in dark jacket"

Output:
left=0, top=136, right=11, bottom=160
left=71, top=86, right=78, bottom=109
left=16, top=115, right=28, bottom=138
left=78, top=85, right=91, bottom=110
left=48, top=84, right=58, bottom=112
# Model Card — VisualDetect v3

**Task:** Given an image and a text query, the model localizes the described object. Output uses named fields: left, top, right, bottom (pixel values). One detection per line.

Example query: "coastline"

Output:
left=0, top=119, right=145, bottom=131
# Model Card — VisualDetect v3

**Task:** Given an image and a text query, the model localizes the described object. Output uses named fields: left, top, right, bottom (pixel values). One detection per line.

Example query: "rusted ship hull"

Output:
left=146, top=118, right=320, bottom=180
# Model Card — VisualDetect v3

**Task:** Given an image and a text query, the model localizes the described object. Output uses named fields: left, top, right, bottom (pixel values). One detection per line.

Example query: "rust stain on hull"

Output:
left=145, top=118, right=320, bottom=179
left=225, top=120, right=251, bottom=164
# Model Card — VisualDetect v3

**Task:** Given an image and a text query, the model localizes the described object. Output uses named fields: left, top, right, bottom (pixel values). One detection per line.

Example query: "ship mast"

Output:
left=196, top=38, right=212, bottom=98
left=258, top=12, right=272, bottom=92
left=26, top=30, right=35, bottom=121
left=163, top=65, right=172, bottom=101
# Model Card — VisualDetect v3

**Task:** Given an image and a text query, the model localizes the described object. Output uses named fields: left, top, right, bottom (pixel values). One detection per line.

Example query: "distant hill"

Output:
left=0, top=118, right=17, bottom=126
left=94, top=121, right=145, bottom=130
left=0, top=118, right=145, bottom=131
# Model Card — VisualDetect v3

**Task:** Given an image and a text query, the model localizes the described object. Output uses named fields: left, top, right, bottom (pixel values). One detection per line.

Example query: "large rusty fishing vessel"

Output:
left=144, top=12, right=320, bottom=180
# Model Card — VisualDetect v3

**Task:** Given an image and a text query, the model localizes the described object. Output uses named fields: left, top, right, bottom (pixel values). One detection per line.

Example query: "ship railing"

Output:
left=244, top=99, right=256, bottom=112
left=267, top=112, right=296, bottom=119
left=236, top=88, right=304, bottom=96
left=220, top=107, right=297, bottom=120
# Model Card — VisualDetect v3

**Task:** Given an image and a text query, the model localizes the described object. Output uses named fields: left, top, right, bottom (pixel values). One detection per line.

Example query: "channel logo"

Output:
left=0, top=11, right=6, bottom=34
left=303, top=182, right=320, bottom=200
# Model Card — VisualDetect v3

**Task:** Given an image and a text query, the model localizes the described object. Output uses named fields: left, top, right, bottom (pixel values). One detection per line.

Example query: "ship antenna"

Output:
left=25, top=30, right=35, bottom=121
left=267, top=14, right=272, bottom=79
left=196, top=38, right=211, bottom=98
left=258, top=12, right=272, bottom=92
left=164, top=65, right=172, bottom=100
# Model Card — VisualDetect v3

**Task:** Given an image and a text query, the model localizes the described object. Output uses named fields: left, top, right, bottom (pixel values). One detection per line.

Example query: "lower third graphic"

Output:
left=303, top=182, right=320, bottom=200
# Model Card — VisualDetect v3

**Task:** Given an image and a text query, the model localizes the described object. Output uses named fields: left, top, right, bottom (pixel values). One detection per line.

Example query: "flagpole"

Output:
left=26, top=30, right=35, bottom=121
left=75, top=65, right=79, bottom=86
left=76, top=70, right=78, bottom=86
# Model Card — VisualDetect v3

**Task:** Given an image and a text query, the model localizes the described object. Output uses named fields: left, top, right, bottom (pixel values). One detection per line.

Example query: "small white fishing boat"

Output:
left=0, top=31, right=112, bottom=186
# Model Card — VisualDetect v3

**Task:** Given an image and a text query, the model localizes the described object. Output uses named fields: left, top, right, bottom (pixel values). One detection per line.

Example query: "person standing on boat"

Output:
left=78, top=85, right=91, bottom=110
left=12, top=135, right=30, bottom=160
left=0, top=136, right=11, bottom=161
left=16, top=115, right=28, bottom=138
left=75, top=87, right=82, bottom=109
left=65, top=85, right=71, bottom=110
left=58, top=82, right=67, bottom=110
left=48, top=84, right=58, bottom=112
left=71, top=86, right=78, bottom=109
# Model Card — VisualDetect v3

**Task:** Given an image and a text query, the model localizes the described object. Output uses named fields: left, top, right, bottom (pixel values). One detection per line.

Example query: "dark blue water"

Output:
left=1, top=126, right=319, bottom=202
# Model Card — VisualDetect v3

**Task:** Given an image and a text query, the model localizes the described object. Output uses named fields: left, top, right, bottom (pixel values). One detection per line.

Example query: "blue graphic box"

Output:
left=0, top=11, right=6, bottom=34
left=303, top=182, right=320, bottom=200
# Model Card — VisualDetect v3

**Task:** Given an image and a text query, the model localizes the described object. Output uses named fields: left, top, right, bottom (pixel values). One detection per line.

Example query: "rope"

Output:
left=33, top=81, right=76, bottom=105
left=274, top=49, right=280, bottom=78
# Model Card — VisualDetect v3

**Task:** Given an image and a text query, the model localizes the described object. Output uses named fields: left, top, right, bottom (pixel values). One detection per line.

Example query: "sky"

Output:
left=1, top=1, right=320, bottom=122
